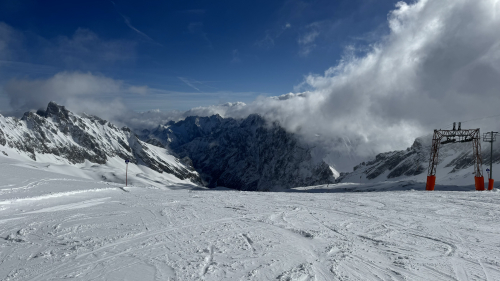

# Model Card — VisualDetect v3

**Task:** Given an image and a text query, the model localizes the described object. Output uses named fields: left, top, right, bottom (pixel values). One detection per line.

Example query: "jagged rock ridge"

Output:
left=141, top=114, right=335, bottom=191
left=0, top=102, right=201, bottom=184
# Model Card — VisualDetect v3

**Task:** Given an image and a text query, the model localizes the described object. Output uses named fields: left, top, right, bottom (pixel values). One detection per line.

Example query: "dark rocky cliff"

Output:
left=141, top=114, right=334, bottom=191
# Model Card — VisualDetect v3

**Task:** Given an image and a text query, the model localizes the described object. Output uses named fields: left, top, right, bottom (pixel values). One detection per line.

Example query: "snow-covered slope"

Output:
left=140, top=114, right=335, bottom=191
left=338, top=135, right=500, bottom=186
left=0, top=102, right=201, bottom=186
left=1, top=160, right=500, bottom=280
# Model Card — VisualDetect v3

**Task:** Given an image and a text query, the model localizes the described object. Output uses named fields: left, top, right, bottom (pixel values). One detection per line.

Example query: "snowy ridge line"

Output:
left=0, top=102, right=202, bottom=187
left=0, top=188, right=118, bottom=205
left=28, top=211, right=278, bottom=281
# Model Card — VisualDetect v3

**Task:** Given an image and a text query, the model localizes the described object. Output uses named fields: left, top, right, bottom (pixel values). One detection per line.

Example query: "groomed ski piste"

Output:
left=1, top=155, right=500, bottom=280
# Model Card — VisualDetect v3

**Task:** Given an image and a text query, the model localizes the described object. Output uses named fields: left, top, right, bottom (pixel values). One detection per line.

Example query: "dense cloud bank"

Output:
left=158, top=0, right=500, bottom=169
left=2, top=0, right=500, bottom=171
left=220, top=0, right=500, bottom=156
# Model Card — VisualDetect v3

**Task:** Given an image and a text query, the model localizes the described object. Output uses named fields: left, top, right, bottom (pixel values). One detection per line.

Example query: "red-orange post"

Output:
left=426, top=176, right=436, bottom=191
left=475, top=176, right=485, bottom=191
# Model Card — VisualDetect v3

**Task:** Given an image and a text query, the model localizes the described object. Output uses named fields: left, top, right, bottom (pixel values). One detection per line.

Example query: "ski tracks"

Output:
left=2, top=188, right=500, bottom=281
left=26, top=211, right=276, bottom=281
left=200, top=245, right=214, bottom=277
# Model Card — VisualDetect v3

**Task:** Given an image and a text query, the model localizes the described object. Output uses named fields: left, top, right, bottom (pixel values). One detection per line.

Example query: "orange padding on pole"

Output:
left=475, top=176, right=485, bottom=191
left=488, top=179, right=494, bottom=190
left=426, top=176, right=436, bottom=191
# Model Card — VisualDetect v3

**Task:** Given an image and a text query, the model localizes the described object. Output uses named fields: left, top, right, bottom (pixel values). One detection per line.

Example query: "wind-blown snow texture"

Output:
left=0, top=102, right=201, bottom=184
left=0, top=160, right=499, bottom=281
left=140, top=114, right=334, bottom=191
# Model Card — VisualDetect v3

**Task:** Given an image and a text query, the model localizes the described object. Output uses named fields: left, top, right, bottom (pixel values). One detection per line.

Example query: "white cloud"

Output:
left=0, top=22, right=24, bottom=61
left=181, top=0, right=500, bottom=171
left=0, top=23, right=138, bottom=113
left=293, top=0, right=500, bottom=161
left=298, top=29, right=319, bottom=45
left=0, top=22, right=136, bottom=71
left=255, top=33, right=275, bottom=49
left=0, top=68, right=264, bottom=128
left=297, top=21, right=323, bottom=56
left=3, top=71, right=148, bottom=112
left=128, top=85, right=149, bottom=95
left=255, top=22, right=292, bottom=50
left=3, top=0, right=500, bottom=172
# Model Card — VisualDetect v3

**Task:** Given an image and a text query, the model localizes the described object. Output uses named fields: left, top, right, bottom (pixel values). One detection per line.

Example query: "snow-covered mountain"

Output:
left=2, top=105, right=500, bottom=280
left=0, top=102, right=201, bottom=186
left=0, top=102, right=334, bottom=190
left=337, top=135, right=500, bottom=186
left=140, top=114, right=335, bottom=191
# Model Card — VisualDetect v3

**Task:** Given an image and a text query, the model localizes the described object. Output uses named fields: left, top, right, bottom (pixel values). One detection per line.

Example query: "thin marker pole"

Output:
left=483, top=131, right=498, bottom=190
left=491, top=131, right=494, bottom=180
left=125, top=159, right=130, bottom=187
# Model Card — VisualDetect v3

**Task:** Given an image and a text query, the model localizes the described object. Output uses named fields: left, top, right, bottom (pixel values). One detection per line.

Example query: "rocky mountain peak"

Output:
left=240, top=114, right=266, bottom=128
left=35, top=101, right=71, bottom=120
left=140, top=114, right=334, bottom=191
left=0, top=102, right=202, bottom=184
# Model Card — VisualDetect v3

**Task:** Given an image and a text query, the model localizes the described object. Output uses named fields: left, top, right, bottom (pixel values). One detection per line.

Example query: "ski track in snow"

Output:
left=0, top=166, right=500, bottom=280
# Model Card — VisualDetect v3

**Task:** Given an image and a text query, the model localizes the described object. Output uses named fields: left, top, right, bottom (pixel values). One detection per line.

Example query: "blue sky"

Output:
left=0, top=0, right=399, bottom=111
left=1, top=0, right=500, bottom=164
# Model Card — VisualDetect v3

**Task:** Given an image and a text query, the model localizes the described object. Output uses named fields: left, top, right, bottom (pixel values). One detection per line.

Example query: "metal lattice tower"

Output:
left=426, top=123, right=484, bottom=191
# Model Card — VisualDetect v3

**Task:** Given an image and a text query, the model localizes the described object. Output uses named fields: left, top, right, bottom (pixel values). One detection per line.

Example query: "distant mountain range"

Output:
left=0, top=102, right=334, bottom=191
left=2, top=102, right=496, bottom=190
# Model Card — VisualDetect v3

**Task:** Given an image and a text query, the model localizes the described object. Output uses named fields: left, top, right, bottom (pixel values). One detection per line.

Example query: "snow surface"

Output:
left=0, top=136, right=197, bottom=191
left=1, top=158, right=500, bottom=280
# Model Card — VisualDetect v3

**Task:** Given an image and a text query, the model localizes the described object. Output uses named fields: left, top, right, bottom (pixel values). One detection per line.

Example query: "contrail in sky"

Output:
left=111, top=1, right=163, bottom=46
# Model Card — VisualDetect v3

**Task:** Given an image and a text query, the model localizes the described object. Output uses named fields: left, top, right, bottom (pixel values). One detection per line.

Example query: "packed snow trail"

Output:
left=1, top=165, right=500, bottom=280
